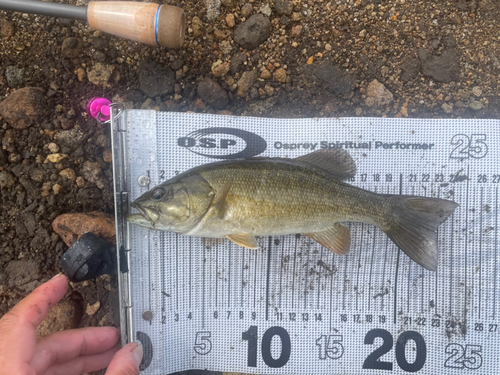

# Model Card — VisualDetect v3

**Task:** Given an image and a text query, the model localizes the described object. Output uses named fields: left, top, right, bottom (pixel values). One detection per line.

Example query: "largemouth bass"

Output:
left=127, top=149, right=458, bottom=270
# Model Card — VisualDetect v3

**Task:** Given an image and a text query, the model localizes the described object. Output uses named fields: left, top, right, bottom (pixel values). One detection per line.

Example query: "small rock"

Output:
left=260, top=69, right=272, bottom=79
left=264, top=84, right=275, bottom=96
left=0, top=87, right=47, bottom=130
left=53, top=183, right=63, bottom=195
left=191, top=16, right=204, bottom=37
left=273, top=68, right=287, bottom=83
left=30, top=168, right=45, bottom=182
left=45, top=153, right=68, bottom=163
left=194, top=98, right=206, bottom=110
left=365, top=79, right=394, bottom=108
left=230, top=53, right=247, bottom=74
left=237, top=70, right=258, bottom=97
left=420, top=48, right=460, bottom=83
left=87, top=63, right=120, bottom=88
left=241, top=3, right=254, bottom=17
left=0, top=171, right=15, bottom=188
left=52, top=212, right=116, bottom=247
left=197, top=78, right=229, bottom=109
left=103, top=150, right=112, bottom=163
left=455, top=100, right=464, bottom=108
left=80, top=161, right=102, bottom=183
left=234, top=14, right=271, bottom=50
left=359, top=29, right=367, bottom=38
left=140, top=98, right=160, bottom=110
left=214, top=29, right=227, bottom=40
left=48, top=142, right=60, bottom=153
left=325, top=44, right=332, bottom=51
left=442, top=102, right=453, bottom=114
left=86, top=301, right=101, bottom=316
left=221, top=0, right=233, bottom=6
left=59, top=168, right=76, bottom=180
left=219, top=40, right=233, bottom=55
left=54, top=128, right=85, bottom=148
left=226, top=14, right=236, bottom=27
left=41, top=182, right=52, bottom=197
left=469, top=100, right=483, bottom=111
left=76, top=176, right=85, bottom=188
left=259, top=3, right=272, bottom=16
left=37, top=300, right=82, bottom=336
left=5, top=66, right=24, bottom=88
left=138, top=60, right=175, bottom=97
left=304, top=63, right=356, bottom=96
left=0, top=19, right=15, bottom=40
left=61, top=37, right=84, bottom=59
left=291, top=12, right=302, bottom=21
left=400, top=59, right=421, bottom=82
left=273, top=0, right=293, bottom=15
left=212, top=62, right=230, bottom=77
left=291, top=25, right=302, bottom=37
left=472, top=86, right=482, bottom=97
left=77, top=68, right=86, bottom=82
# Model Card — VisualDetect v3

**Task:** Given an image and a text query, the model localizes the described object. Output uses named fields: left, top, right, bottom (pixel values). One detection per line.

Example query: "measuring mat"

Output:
left=110, top=110, right=500, bottom=374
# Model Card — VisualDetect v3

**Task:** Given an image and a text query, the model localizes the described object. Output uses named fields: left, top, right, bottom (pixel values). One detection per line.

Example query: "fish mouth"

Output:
left=129, top=202, right=160, bottom=225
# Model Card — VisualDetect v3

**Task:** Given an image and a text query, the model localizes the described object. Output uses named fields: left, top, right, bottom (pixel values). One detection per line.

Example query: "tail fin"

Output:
left=383, top=196, right=458, bottom=271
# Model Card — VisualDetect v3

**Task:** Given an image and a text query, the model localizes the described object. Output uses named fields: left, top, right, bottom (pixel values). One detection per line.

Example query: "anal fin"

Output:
left=226, top=233, right=259, bottom=249
left=305, top=223, right=351, bottom=255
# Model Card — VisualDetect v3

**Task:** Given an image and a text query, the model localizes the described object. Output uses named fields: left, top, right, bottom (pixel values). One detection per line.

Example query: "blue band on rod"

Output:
left=154, top=5, right=161, bottom=46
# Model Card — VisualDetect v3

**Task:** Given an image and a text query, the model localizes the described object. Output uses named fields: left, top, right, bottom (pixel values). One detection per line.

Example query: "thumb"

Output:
left=105, top=342, right=143, bottom=375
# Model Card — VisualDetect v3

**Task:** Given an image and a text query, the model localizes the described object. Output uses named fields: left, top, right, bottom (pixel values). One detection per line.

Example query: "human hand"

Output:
left=0, top=274, right=143, bottom=375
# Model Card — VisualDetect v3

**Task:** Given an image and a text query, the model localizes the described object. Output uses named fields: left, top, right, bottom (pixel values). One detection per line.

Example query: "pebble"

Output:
left=365, top=79, right=394, bottom=108
left=52, top=211, right=116, bottom=247
left=230, top=53, right=247, bottom=74
left=52, top=184, right=63, bottom=195
left=194, top=98, right=206, bottom=110
left=30, top=169, right=45, bottom=182
left=76, top=68, right=86, bottom=82
left=191, top=16, right=204, bottom=37
left=325, top=44, right=332, bottom=51
left=264, top=84, right=275, bottom=96
left=59, top=168, right=76, bottom=180
left=305, top=62, right=356, bottom=95
left=359, top=29, right=367, bottom=39
left=226, top=14, right=235, bottom=27
left=273, top=0, right=293, bottom=15
left=291, top=25, right=302, bottom=37
left=80, top=161, right=102, bottom=183
left=237, top=70, right=258, bottom=97
left=219, top=41, right=233, bottom=55
left=291, top=12, right=302, bottom=21
left=260, top=69, right=272, bottom=79
left=86, top=301, right=101, bottom=317
left=0, top=19, right=15, bottom=40
left=234, top=14, right=271, bottom=50
left=138, top=60, right=175, bottom=97
left=455, top=100, right=464, bottom=108
left=61, top=37, right=84, bottom=59
left=48, top=143, right=59, bottom=153
left=76, top=176, right=85, bottom=188
left=103, top=150, right=112, bottom=163
left=469, top=100, right=483, bottom=111
left=212, top=62, right=230, bottom=77
left=197, top=78, right=229, bottom=109
left=45, top=153, right=68, bottom=163
left=5, top=66, right=24, bottom=88
left=0, top=171, right=15, bottom=188
left=87, top=63, right=119, bottom=88
left=259, top=4, right=272, bottom=16
left=472, top=86, right=482, bottom=97
left=420, top=48, right=460, bottom=83
left=241, top=3, right=254, bottom=17
left=273, top=68, right=287, bottom=83
left=0, top=87, right=47, bottom=130
left=442, top=102, right=453, bottom=114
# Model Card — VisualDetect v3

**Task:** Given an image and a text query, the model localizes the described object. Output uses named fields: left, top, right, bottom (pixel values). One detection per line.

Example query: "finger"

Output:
left=42, top=347, right=118, bottom=375
left=0, top=274, right=68, bottom=369
left=31, top=327, right=119, bottom=374
left=105, top=342, right=143, bottom=375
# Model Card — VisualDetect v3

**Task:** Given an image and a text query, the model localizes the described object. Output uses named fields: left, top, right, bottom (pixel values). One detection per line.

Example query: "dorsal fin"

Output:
left=295, top=149, right=356, bottom=181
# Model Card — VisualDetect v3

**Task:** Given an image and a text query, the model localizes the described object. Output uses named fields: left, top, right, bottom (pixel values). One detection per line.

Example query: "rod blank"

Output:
left=0, top=0, right=87, bottom=21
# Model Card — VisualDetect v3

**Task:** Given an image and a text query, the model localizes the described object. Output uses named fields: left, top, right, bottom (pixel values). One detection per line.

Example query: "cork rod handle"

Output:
left=87, top=1, right=185, bottom=49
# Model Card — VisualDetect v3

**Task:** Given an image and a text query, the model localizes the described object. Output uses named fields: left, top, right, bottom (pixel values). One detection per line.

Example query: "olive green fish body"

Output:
left=128, top=149, right=458, bottom=271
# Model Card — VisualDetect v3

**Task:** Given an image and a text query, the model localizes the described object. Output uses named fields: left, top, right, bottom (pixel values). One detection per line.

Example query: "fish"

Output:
left=127, top=149, right=458, bottom=271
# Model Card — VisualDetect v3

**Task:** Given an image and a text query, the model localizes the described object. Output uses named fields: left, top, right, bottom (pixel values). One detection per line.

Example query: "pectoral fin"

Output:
left=226, top=233, right=259, bottom=249
left=213, top=178, right=234, bottom=219
left=305, top=223, right=351, bottom=255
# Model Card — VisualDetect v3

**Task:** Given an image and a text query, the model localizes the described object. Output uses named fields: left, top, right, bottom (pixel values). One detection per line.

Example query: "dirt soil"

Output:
left=0, top=0, right=499, bottom=372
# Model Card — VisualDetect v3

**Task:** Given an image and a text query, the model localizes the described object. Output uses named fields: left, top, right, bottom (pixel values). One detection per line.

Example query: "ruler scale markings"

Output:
left=279, top=236, right=284, bottom=308
left=368, top=229, right=376, bottom=311
left=479, top=186, right=483, bottom=319
left=189, top=237, right=192, bottom=309
left=329, top=253, right=335, bottom=331
left=435, top=187, right=440, bottom=314
left=202, top=238, right=206, bottom=328
left=381, top=236, right=389, bottom=311
left=241, top=247, right=245, bottom=308
left=304, top=238, right=311, bottom=309
left=317, top=246, right=324, bottom=310
left=215, top=239, right=218, bottom=308
left=449, top=213, right=454, bottom=316
left=407, top=185, right=415, bottom=315
left=175, top=233, right=178, bottom=311
left=494, top=187, right=499, bottom=319
left=343, top=224, right=351, bottom=310
left=265, top=236, right=272, bottom=320
left=148, top=231, right=151, bottom=310
left=393, top=173, right=403, bottom=324
left=355, top=223, right=364, bottom=311
left=253, top=247, right=258, bottom=309
left=228, top=243, right=231, bottom=308
left=291, top=236, right=298, bottom=309
left=464, top=166, right=470, bottom=320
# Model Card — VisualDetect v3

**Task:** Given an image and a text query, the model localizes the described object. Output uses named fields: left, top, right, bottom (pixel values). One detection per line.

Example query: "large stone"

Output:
left=365, top=79, right=394, bottom=108
left=52, top=212, right=116, bottom=247
left=303, top=63, right=356, bottom=96
left=37, top=300, right=83, bottom=336
left=197, top=78, right=229, bottom=109
left=138, top=60, right=175, bottom=97
left=61, top=37, right=84, bottom=59
left=420, top=48, right=460, bottom=83
left=0, top=87, right=47, bottom=130
left=234, top=14, right=271, bottom=50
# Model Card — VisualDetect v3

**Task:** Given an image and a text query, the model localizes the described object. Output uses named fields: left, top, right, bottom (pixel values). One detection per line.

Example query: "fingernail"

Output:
left=132, top=343, right=143, bottom=365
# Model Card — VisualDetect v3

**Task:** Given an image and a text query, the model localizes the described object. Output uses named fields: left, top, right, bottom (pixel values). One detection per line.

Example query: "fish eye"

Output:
left=152, top=188, right=166, bottom=200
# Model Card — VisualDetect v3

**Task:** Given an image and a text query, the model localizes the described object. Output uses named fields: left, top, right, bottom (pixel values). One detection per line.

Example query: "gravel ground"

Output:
left=0, top=0, right=499, bottom=371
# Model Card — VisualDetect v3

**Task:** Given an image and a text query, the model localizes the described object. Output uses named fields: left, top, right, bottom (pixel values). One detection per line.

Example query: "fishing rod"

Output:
left=0, top=0, right=186, bottom=48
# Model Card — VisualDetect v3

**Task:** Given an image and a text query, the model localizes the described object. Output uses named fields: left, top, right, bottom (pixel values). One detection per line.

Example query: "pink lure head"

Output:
left=86, top=97, right=111, bottom=122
